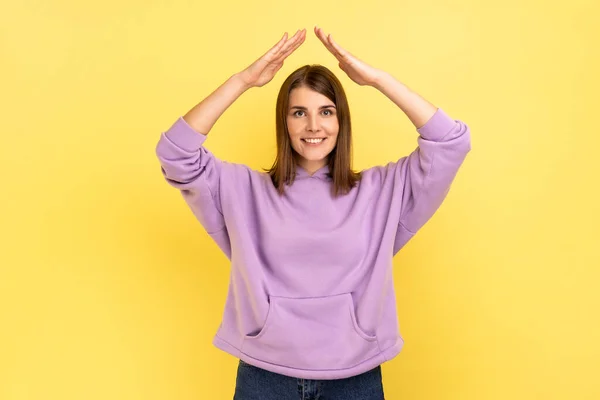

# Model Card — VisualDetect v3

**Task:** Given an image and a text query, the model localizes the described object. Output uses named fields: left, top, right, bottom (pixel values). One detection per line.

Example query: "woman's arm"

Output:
left=182, top=73, right=252, bottom=136
left=155, top=30, right=306, bottom=239
left=313, top=26, right=437, bottom=128
left=371, top=72, right=438, bottom=129
left=183, top=29, right=306, bottom=136
left=313, top=27, right=471, bottom=250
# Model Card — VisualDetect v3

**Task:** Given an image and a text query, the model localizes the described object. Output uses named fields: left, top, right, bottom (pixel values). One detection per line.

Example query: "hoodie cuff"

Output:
left=416, top=108, right=457, bottom=142
left=164, top=116, right=208, bottom=152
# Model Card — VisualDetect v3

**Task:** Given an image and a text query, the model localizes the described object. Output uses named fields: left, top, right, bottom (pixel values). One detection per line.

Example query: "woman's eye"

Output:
left=292, top=109, right=334, bottom=117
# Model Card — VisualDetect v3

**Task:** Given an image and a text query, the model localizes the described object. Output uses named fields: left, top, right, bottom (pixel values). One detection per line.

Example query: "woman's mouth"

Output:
left=301, top=138, right=326, bottom=146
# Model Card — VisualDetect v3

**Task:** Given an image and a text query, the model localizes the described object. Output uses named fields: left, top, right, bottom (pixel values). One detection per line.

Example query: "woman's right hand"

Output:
left=239, top=29, right=306, bottom=88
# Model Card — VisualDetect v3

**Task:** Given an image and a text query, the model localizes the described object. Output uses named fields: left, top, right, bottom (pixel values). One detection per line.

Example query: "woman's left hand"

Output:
left=314, top=26, right=383, bottom=87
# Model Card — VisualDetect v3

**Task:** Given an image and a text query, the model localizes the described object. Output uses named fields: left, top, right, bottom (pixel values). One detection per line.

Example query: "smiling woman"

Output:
left=267, top=64, right=362, bottom=197
left=288, top=89, right=338, bottom=168
left=155, top=26, right=471, bottom=400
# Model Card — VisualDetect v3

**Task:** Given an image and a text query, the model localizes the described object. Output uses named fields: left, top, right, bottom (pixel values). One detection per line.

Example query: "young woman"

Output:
left=155, top=27, right=471, bottom=400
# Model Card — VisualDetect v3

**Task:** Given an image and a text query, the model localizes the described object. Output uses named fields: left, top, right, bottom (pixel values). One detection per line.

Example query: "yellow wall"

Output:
left=2, top=0, right=599, bottom=398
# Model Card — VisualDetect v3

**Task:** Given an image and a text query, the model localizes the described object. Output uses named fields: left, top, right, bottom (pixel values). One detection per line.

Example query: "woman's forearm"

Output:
left=372, top=71, right=438, bottom=129
left=182, top=73, right=252, bottom=136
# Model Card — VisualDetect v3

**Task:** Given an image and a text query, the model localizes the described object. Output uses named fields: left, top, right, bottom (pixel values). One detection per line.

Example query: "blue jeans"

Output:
left=233, top=359, right=385, bottom=400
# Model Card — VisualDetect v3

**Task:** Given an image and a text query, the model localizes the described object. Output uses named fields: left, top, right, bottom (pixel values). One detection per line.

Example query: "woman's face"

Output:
left=286, top=86, right=339, bottom=174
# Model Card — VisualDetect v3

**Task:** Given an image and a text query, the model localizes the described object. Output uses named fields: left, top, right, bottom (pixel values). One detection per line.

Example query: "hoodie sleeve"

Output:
left=155, top=116, right=227, bottom=235
left=392, top=108, right=471, bottom=255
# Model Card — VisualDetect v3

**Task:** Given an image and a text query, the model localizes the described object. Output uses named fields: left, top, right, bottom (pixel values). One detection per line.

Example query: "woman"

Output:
left=155, top=27, right=471, bottom=400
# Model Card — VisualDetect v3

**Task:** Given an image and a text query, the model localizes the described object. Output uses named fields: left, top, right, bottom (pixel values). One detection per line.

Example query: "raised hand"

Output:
left=239, top=29, right=306, bottom=88
left=314, top=26, right=382, bottom=87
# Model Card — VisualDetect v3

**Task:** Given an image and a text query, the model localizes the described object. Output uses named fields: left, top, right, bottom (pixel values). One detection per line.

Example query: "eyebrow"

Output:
left=289, top=105, right=336, bottom=110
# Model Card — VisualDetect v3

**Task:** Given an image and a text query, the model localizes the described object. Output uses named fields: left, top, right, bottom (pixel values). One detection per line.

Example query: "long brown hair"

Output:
left=263, top=64, right=362, bottom=197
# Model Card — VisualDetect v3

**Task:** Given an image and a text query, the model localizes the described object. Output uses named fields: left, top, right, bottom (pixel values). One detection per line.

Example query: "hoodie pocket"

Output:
left=241, top=292, right=381, bottom=370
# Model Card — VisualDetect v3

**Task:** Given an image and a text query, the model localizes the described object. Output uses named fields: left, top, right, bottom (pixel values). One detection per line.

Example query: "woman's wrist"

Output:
left=233, top=71, right=255, bottom=92
left=370, top=70, right=390, bottom=91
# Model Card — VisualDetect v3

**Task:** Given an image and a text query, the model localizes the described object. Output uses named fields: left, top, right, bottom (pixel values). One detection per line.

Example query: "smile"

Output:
left=302, top=138, right=326, bottom=144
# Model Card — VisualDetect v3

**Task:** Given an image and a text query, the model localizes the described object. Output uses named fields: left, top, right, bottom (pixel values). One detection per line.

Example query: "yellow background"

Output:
left=1, top=0, right=599, bottom=398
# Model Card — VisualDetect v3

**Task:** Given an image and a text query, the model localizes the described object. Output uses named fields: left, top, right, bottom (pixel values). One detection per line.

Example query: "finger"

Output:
left=315, top=27, right=335, bottom=54
left=272, top=31, right=304, bottom=64
left=314, top=26, right=334, bottom=53
left=264, top=30, right=300, bottom=61
left=315, top=27, right=343, bottom=62
left=328, top=34, right=353, bottom=62
left=324, top=32, right=348, bottom=62
left=273, top=29, right=305, bottom=63
left=264, top=32, right=288, bottom=59
left=275, top=29, right=304, bottom=58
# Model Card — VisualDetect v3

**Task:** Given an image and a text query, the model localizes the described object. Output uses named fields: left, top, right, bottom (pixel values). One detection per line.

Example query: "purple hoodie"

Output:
left=155, top=107, right=471, bottom=380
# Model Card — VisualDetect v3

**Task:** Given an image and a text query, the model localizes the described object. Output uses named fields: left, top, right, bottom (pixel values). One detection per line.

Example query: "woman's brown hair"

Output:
left=263, top=64, right=362, bottom=197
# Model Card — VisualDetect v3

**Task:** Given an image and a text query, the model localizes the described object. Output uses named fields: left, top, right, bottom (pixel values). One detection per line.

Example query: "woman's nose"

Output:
left=307, top=115, right=320, bottom=132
